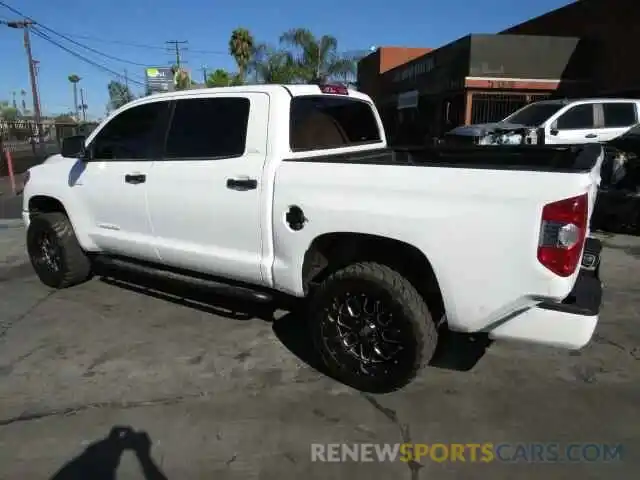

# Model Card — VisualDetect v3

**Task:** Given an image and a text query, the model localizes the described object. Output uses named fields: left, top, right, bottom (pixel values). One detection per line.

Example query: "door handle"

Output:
left=226, top=177, right=257, bottom=191
left=125, top=173, right=146, bottom=184
left=585, top=134, right=598, bottom=139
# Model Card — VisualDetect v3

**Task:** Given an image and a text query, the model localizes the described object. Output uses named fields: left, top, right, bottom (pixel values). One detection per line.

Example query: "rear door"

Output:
left=145, top=93, right=270, bottom=285
left=596, top=102, right=639, bottom=142
left=548, top=103, right=598, bottom=144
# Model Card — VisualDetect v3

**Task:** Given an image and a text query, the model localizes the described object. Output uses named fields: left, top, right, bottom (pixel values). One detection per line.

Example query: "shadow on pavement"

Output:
left=50, top=426, right=167, bottom=480
left=271, top=311, right=333, bottom=376
left=429, top=329, right=492, bottom=372
left=273, top=312, right=492, bottom=376
left=99, top=269, right=491, bottom=387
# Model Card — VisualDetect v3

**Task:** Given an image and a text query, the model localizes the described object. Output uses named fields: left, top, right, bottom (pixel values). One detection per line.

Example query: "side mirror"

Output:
left=549, top=123, right=559, bottom=136
left=61, top=135, right=87, bottom=159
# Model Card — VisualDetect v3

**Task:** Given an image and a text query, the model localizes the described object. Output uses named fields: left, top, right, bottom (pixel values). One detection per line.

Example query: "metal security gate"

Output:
left=470, top=92, right=552, bottom=124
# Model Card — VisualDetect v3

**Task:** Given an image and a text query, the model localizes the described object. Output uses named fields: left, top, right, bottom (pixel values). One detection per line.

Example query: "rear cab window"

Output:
left=602, top=102, right=638, bottom=128
left=289, top=94, right=382, bottom=152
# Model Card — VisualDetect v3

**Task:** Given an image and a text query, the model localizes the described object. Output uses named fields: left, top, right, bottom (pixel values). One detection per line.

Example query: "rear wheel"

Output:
left=308, top=262, right=438, bottom=393
left=27, top=212, right=92, bottom=288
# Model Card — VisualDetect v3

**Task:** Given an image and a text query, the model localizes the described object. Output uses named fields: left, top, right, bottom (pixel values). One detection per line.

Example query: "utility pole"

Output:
left=201, top=65, right=208, bottom=84
left=165, top=40, right=188, bottom=67
left=124, top=68, right=129, bottom=90
left=80, top=88, right=87, bottom=122
left=3, top=19, right=44, bottom=151
left=32, top=59, right=41, bottom=111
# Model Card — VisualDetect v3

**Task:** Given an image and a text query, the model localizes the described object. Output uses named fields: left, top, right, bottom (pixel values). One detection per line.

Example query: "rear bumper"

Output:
left=489, top=258, right=602, bottom=350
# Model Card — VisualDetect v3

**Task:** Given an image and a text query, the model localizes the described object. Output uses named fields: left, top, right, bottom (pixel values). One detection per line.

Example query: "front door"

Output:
left=547, top=103, right=598, bottom=145
left=145, top=93, right=269, bottom=285
left=73, top=101, right=171, bottom=261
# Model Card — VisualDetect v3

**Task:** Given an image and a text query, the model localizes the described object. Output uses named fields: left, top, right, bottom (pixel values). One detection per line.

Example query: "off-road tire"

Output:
left=27, top=212, right=92, bottom=289
left=308, top=262, right=438, bottom=393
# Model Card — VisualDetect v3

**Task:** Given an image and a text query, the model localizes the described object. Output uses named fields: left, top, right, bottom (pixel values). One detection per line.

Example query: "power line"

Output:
left=34, top=30, right=229, bottom=55
left=0, top=1, right=155, bottom=68
left=1, top=2, right=228, bottom=55
left=30, top=27, right=146, bottom=87
left=36, top=26, right=150, bottom=67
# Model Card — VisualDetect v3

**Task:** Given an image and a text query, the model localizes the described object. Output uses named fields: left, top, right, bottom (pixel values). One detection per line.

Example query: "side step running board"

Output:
left=93, top=256, right=273, bottom=304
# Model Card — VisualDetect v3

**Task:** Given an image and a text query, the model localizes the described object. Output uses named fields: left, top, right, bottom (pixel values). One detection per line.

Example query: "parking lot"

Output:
left=0, top=221, right=639, bottom=479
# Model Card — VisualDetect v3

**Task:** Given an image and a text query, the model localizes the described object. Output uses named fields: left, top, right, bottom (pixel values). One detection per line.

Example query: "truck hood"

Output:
left=447, top=122, right=530, bottom=137
left=43, top=153, right=67, bottom=165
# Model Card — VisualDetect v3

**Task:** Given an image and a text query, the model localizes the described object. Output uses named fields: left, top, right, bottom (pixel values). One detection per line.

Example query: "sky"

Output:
left=0, top=0, right=573, bottom=120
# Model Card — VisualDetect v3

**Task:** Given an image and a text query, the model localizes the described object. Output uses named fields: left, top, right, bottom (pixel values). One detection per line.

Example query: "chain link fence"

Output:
left=0, top=120, right=98, bottom=176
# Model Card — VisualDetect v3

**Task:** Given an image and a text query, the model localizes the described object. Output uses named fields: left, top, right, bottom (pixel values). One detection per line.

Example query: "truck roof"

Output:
left=134, top=84, right=372, bottom=105
left=534, top=98, right=640, bottom=106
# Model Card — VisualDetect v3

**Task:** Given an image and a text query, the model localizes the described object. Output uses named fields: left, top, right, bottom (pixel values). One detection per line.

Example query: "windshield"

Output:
left=503, top=102, right=565, bottom=126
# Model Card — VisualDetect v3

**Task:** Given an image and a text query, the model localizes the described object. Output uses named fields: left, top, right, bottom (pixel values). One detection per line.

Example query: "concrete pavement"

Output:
left=0, top=230, right=638, bottom=478
left=0, top=173, right=26, bottom=221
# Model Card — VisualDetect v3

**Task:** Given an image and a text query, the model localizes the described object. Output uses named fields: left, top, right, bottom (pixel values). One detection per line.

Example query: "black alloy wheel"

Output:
left=309, top=262, right=438, bottom=393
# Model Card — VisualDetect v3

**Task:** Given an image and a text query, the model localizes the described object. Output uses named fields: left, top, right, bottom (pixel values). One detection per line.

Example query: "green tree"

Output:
left=68, top=74, right=81, bottom=117
left=0, top=100, right=19, bottom=121
left=249, top=44, right=299, bottom=84
left=54, top=113, right=77, bottom=124
left=206, top=69, right=231, bottom=87
left=107, top=80, right=135, bottom=110
left=228, top=28, right=255, bottom=84
left=279, top=28, right=355, bottom=84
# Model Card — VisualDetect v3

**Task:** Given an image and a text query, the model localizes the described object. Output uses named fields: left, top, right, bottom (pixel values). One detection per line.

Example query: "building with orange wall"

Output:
left=357, top=0, right=639, bottom=143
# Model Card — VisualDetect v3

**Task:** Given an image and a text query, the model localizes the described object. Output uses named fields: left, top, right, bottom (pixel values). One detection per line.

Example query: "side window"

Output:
left=91, top=102, right=169, bottom=160
left=556, top=104, right=595, bottom=130
left=602, top=103, right=638, bottom=128
left=290, top=96, right=381, bottom=152
left=164, top=97, right=250, bottom=159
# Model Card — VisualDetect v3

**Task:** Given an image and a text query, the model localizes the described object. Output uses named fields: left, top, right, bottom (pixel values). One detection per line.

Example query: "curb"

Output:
left=0, top=219, right=24, bottom=229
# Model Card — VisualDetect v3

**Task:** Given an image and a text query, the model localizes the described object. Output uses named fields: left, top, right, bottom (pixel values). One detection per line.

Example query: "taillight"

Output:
left=319, top=84, right=349, bottom=95
left=537, top=193, right=588, bottom=277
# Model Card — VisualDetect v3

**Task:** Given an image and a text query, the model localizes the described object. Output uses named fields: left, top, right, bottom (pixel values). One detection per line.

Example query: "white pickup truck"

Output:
left=21, top=84, right=604, bottom=393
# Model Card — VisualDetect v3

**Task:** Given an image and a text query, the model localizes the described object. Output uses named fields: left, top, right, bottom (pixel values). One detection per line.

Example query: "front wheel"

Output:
left=308, top=262, right=438, bottom=393
left=27, top=212, right=92, bottom=289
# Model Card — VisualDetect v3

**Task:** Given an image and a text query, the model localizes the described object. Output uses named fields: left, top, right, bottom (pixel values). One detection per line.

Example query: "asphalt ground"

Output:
left=0, top=224, right=638, bottom=479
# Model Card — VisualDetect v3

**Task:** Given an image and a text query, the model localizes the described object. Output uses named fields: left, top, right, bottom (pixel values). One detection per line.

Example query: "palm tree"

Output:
left=228, top=28, right=255, bottom=84
left=68, top=74, right=81, bottom=119
left=279, top=28, right=355, bottom=84
left=249, top=44, right=299, bottom=84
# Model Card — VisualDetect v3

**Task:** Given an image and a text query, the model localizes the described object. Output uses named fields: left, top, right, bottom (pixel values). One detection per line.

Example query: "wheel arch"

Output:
left=26, top=194, right=97, bottom=251
left=301, top=231, right=445, bottom=323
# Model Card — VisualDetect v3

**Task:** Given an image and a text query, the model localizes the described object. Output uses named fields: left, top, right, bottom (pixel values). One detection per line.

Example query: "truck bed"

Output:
left=285, top=144, right=603, bottom=173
